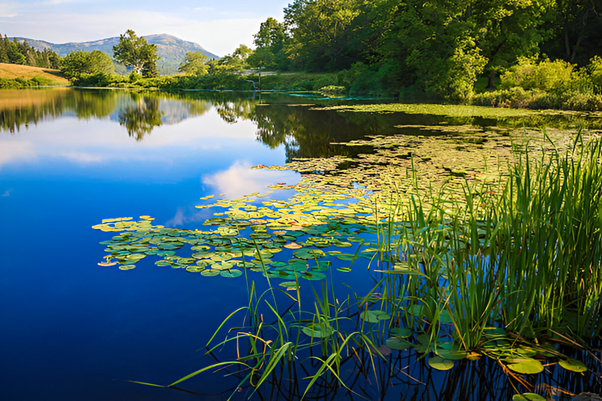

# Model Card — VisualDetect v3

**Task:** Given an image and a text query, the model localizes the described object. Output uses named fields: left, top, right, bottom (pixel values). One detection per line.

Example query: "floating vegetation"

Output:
left=319, top=102, right=602, bottom=119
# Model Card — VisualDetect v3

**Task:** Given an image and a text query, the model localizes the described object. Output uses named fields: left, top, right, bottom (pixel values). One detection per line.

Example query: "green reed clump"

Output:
left=385, top=132, right=602, bottom=348
left=497, top=133, right=602, bottom=339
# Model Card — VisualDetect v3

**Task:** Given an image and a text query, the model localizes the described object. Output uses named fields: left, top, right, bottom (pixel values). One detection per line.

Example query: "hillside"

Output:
left=19, top=34, right=220, bottom=76
left=0, top=63, right=69, bottom=85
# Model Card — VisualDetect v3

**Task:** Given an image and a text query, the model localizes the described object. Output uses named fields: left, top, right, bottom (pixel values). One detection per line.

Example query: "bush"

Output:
left=318, top=85, right=347, bottom=96
left=500, top=57, right=574, bottom=94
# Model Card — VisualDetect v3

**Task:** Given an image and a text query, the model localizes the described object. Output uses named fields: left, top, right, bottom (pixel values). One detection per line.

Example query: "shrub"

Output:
left=500, top=57, right=574, bottom=94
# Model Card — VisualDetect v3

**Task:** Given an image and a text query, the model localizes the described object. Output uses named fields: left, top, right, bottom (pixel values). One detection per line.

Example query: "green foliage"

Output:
left=0, top=33, right=61, bottom=69
left=0, top=75, right=56, bottom=88
left=248, top=17, right=288, bottom=70
left=60, top=50, right=114, bottom=80
left=112, top=30, right=160, bottom=75
left=500, top=57, right=574, bottom=93
left=473, top=56, right=602, bottom=110
left=178, top=51, right=209, bottom=75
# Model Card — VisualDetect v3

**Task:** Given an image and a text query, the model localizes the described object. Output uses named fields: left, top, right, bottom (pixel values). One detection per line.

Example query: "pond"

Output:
left=1, top=88, right=600, bottom=401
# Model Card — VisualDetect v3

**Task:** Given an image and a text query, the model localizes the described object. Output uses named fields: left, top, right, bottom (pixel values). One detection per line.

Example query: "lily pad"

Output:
left=302, top=271, right=326, bottom=281
left=360, top=310, right=391, bottom=323
left=428, top=356, right=455, bottom=371
left=558, top=358, right=587, bottom=373
left=389, top=328, right=413, bottom=338
left=302, top=322, right=334, bottom=338
left=506, top=359, right=544, bottom=375
left=220, top=269, right=243, bottom=278
left=385, top=337, right=413, bottom=351
left=294, top=248, right=326, bottom=260
left=512, top=394, right=546, bottom=401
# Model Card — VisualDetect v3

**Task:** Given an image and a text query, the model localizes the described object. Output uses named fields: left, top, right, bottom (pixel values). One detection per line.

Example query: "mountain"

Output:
left=17, top=34, right=220, bottom=75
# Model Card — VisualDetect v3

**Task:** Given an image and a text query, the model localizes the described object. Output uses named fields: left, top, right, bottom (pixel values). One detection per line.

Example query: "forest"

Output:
left=245, top=0, right=601, bottom=100
left=0, top=33, right=61, bottom=69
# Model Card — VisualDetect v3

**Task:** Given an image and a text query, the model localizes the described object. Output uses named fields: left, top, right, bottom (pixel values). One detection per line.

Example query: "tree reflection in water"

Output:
left=118, top=94, right=163, bottom=141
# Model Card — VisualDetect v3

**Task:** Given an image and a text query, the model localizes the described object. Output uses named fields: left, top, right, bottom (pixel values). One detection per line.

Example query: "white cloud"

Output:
left=2, top=188, right=13, bottom=197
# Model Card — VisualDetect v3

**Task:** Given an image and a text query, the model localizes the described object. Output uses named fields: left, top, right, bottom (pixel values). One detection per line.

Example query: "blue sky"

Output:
left=0, top=0, right=289, bottom=56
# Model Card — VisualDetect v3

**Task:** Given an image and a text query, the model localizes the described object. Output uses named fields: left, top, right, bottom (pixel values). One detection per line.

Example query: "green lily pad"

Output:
left=279, top=281, right=299, bottom=289
left=220, top=269, right=243, bottom=278
left=512, top=393, right=546, bottom=401
left=389, top=328, right=413, bottom=338
left=201, top=270, right=219, bottom=277
left=294, top=249, right=326, bottom=260
left=428, top=356, right=455, bottom=371
left=436, top=347, right=467, bottom=360
left=506, top=359, right=544, bottom=374
left=360, top=310, right=390, bottom=323
left=302, top=322, right=334, bottom=338
left=558, top=358, right=587, bottom=373
left=385, top=337, right=413, bottom=351
left=336, top=267, right=352, bottom=273
left=302, top=271, right=326, bottom=281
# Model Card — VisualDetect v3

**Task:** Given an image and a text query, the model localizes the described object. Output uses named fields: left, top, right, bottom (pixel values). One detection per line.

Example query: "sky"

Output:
left=0, top=0, right=290, bottom=56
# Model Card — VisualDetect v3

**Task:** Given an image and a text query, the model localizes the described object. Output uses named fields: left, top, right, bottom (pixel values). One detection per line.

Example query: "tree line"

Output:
left=0, top=33, right=61, bottom=69
left=244, top=0, right=601, bottom=100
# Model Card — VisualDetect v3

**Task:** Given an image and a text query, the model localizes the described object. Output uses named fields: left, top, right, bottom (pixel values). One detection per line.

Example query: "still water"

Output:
left=0, top=89, right=599, bottom=401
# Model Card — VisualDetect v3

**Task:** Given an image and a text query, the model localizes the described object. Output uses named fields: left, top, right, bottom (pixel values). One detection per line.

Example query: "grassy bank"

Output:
left=0, top=62, right=70, bottom=88
left=68, top=70, right=342, bottom=93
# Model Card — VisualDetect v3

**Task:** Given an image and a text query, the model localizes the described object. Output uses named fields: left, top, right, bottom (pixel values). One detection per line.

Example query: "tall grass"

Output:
left=387, top=132, right=602, bottom=346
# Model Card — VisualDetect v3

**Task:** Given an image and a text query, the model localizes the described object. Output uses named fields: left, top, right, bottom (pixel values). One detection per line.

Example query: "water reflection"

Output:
left=118, top=95, right=162, bottom=141
left=202, top=160, right=299, bottom=199
left=2, top=89, right=601, bottom=162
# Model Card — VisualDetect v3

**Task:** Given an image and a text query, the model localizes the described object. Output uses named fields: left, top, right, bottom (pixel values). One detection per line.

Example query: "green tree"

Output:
left=217, top=45, right=254, bottom=73
left=60, top=50, right=114, bottom=79
left=89, top=51, right=115, bottom=74
left=178, top=51, right=209, bottom=75
left=112, top=30, right=160, bottom=75
left=248, top=18, right=288, bottom=69
left=284, top=0, right=359, bottom=71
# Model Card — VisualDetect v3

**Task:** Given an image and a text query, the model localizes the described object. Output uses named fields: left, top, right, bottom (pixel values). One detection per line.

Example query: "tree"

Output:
left=112, top=30, right=160, bottom=75
left=217, top=45, right=254, bottom=73
left=178, top=51, right=209, bottom=75
left=247, top=18, right=288, bottom=69
left=60, top=50, right=114, bottom=80
left=89, top=51, right=115, bottom=74
left=284, top=0, right=359, bottom=71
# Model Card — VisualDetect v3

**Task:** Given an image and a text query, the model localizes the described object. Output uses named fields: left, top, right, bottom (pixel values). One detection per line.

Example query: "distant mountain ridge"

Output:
left=17, top=33, right=220, bottom=76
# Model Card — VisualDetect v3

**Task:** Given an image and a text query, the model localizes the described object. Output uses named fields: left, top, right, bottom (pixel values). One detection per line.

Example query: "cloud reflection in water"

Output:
left=202, top=160, right=299, bottom=200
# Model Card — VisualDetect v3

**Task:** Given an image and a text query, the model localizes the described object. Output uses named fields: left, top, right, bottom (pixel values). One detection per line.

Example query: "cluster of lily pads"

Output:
left=92, top=127, right=577, bottom=282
